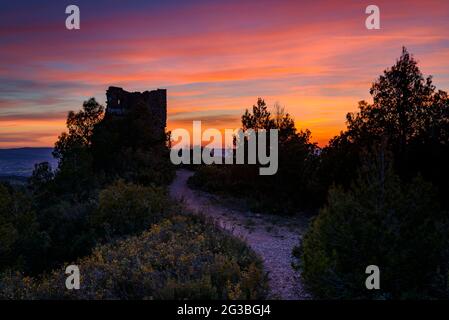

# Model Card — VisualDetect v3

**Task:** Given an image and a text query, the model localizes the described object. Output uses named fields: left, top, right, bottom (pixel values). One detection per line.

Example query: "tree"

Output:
left=53, top=98, right=104, bottom=161
left=273, top=102, right=297, bottom=143
left=190, top=98, right=319, bottom=213
left=320, top=48, right=449, bottom=205
left=29, top=162, right=54, bottom=189
left=241, top=98, right=274, bottom=132
left=52, top=98, right=104, bottom=196
left=299, top=149, right=449, bottom=299
left=242, top=99, right=320, bottom=211
left=28, top=162, right=55, bottom=206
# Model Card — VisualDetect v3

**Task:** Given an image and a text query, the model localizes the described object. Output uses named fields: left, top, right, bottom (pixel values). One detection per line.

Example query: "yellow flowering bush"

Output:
left=0, top=214, right=268, bottom=300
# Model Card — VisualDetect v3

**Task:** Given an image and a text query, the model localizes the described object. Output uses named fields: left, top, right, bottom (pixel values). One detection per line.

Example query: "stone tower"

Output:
left=105, top=86, right=167, bottom=132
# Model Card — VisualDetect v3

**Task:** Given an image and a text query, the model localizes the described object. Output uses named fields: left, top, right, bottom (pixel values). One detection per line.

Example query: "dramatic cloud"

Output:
left=1, top=0, right=448, bottom=147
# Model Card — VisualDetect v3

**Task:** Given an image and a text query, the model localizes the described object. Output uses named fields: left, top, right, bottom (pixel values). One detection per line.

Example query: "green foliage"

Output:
left=1, top=93, right=267, bottom=301
left=5, top=47, right=449, bottom=300
left=299, top=152, right=449, bottom=299
left=0, top=95, right=176, bottom=275
left=3, top=140, right=173, bottom=276
left=0, top=215, right=268, bottom=300
left=21, top=180, right=171, bottom=274
left=92, top=181, right=168, bottom=239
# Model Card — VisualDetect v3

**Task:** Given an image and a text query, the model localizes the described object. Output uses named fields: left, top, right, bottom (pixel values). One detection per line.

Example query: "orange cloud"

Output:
left=1, top=0, right=449, bottom=148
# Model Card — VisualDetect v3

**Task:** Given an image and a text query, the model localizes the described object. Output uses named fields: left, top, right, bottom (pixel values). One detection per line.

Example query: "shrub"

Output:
left=91, top=180, right=169, bottom=239
left=0, top=215, right=268, bottom=300
left=297, top=156, right=449, bottom=299
left=0, top=184, right=49, bottom=274
left=36, top=199, right=97, bottom=272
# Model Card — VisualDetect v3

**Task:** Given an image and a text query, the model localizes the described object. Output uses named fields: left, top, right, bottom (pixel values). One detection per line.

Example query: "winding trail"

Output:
left=169, top=169, right=311, bottom=300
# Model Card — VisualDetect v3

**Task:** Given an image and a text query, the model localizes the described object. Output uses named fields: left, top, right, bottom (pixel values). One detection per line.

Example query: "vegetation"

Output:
left=0, top=87, right=267, bottom=301
left=0, top=215, right=268, bottom=300
left=318, top=48, right=449, bottom=204
left=92, top=181, right=168, bottom=239
left=297, top=48, right=449, bottom=299
left=1, top=47, right=449, bottom=300
left=299, top=153, right=449, bottom=299
left=189, top=99, right=320, bottom=214
left=188, top=48, right=449, bottom=299
left=0, top=183, right=48, bottom=273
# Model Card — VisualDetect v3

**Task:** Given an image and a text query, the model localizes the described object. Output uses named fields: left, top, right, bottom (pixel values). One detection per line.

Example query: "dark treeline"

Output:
left=189, top=98, right=321, bottom=213
left=190, top=48, right=449, bottom=299
left=191, top=50, right=449, bottom=215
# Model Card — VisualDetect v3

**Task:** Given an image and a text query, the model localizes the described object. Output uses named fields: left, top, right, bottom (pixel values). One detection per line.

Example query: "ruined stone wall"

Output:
left=105, top=86, right=167, bottom=131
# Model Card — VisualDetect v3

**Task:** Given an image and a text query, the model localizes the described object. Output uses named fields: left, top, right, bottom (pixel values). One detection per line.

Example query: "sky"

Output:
left=1, top=0, right=449, bottom=148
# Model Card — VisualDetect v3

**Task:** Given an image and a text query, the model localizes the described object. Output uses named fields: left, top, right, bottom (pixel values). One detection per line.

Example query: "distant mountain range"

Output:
left=0, top=148, right=56, bottom=178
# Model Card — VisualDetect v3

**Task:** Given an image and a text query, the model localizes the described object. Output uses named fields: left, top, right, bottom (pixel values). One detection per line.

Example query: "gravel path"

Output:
left=169, top=169, right=311, bottom=300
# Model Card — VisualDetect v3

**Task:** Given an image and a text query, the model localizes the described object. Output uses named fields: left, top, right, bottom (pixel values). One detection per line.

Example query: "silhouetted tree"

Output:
left=53, top=98, right=104, bottom=197
left=0, top=93, right=174, bottom=277
left=53, top=98, right=104, bottom=161
left=190, top=98, right=319, bottom=213
left=320, top=48, right=449, bottom=205
left=241, top=98, right=274, bottom=132
left=300, top=148, right=449, bottom=299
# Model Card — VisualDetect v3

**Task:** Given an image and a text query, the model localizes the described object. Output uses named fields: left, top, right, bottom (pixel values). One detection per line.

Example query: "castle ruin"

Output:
left=105, top=86, right=167, bottom=132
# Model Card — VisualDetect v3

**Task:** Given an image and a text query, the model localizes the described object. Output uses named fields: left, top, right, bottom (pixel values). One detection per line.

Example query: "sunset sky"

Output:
left=1, top=0, right=449, bottom=148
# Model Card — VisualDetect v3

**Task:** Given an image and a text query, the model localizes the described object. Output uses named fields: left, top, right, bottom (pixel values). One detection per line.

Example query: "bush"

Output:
left=0, top=184, right=49, bottom=274
left=0, top=215, right=268, bottom=300
left=36, top=199, right=97, bottom=272
left=91, top=181, right=168, bottom=239
left=297, top=156, right=449, bottom=299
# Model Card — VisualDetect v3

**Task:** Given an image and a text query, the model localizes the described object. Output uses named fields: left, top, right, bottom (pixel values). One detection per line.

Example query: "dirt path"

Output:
left=169, top=169, right=311, bottom=300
